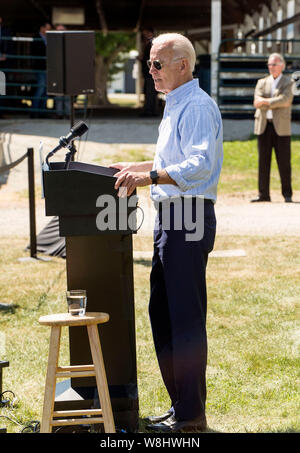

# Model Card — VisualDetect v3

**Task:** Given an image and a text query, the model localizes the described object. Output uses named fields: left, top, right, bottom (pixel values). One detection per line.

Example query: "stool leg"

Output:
left=87, top=325, right=115, bottom=433
left=40, top=326, right=61, bottom=433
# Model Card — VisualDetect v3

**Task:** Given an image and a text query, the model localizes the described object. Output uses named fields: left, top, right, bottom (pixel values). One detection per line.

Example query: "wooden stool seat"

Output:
left=39, top=312, right=110, bottom=327
left=38, top=312, right=115, bottom=433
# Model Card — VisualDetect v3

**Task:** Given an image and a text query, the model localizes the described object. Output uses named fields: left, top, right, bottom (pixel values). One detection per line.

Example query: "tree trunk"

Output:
left=89, top=54, right=110, bottom=106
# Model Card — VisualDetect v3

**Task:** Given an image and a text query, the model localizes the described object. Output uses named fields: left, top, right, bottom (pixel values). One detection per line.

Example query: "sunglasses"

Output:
left=147, top=56, right=184, bottom=71
left=147, top=59, right=163, bottom=70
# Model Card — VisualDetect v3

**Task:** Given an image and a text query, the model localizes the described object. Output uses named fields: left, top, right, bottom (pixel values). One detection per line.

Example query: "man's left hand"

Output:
left=114, top=170, right=151, bottom=197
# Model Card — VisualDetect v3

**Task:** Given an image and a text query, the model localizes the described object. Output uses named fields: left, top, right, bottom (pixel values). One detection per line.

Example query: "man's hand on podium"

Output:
left=109, top=161, right=177, bottom=197
left=110, top=161, right=153, bottom=197
left=113, top=170, right=151, bottom=197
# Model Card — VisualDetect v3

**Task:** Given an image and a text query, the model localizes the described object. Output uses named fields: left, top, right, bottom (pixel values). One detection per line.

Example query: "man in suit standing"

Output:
left=252, top=53, right=294, bottom=203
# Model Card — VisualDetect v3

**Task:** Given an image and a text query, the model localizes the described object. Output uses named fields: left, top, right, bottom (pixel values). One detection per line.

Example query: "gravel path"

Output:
left=0, top=118, right=299, bottom=239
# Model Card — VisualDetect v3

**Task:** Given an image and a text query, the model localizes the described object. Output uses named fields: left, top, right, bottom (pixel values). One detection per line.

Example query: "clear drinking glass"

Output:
left=66, top=289, right=87, bottom=316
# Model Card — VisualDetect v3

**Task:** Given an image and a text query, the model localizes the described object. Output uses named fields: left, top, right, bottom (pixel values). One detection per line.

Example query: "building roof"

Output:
left=2, top=0, right=272, bottom=34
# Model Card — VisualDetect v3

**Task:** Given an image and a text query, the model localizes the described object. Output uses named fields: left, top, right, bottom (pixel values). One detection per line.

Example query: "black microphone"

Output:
left=46, top=121, right=89, bottom=165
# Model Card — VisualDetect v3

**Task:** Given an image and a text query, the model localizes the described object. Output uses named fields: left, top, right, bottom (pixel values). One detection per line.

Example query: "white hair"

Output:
left=152, top=33, right=196, bottom=71
left=268, top=53, right=286, bottom=68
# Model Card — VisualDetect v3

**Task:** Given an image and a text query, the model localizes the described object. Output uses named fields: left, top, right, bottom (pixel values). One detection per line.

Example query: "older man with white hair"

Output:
left=111, top=33, right=223, bottom=432
left=252, top=52, right=294, bottom=203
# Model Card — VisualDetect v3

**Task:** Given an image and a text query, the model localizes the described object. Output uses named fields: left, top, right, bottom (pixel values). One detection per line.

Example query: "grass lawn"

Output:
left=220, top=136, right=300, bottom=194
left=91, top=136, right=300, bottom=197
left=0, top=233, right=299, bottom=433
left=0, top=138, right=299, bottom=433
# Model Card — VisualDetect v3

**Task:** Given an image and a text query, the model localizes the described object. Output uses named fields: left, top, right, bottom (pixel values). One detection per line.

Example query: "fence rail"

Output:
left=0, top=35, right=86, bottom=117
left=217, top=38, right=300, bottom=118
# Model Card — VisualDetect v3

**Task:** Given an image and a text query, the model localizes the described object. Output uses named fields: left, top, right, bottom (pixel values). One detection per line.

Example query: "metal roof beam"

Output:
left=252, top=12, right=300, bottom=38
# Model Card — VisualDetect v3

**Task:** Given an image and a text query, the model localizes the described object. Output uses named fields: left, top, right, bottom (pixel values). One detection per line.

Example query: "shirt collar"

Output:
left=271, top=73, right=282, bottom=85
left=166, top=79, right=198, bottom=107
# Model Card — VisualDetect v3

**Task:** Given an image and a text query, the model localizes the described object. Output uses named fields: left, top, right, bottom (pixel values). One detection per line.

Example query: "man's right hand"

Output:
left=109, top=162, right=137, bottom=172
left=109, top=161, right=153, bottom=173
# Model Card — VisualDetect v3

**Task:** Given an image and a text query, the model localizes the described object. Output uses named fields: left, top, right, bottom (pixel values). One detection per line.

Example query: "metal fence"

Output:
left=217, top=38, right=300, bottom=118
left=0, top=35, right=86, bottom=117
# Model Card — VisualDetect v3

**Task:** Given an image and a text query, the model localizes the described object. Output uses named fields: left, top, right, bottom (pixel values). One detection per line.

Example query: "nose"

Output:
left=149, top=62, right=157, bottom=75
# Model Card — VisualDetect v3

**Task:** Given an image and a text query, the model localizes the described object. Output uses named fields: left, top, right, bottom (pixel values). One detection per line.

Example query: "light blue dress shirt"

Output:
left=150, top=79, right=223, bottom=203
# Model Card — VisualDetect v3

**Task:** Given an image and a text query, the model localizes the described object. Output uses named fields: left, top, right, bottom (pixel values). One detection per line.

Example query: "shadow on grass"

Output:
left=0, top=303, right=19, bottom=313
left=139, top=417, right=223, bottom=433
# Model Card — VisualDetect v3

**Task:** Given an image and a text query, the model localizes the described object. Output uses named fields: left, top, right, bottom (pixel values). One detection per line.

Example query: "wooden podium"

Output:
left=43, top=161, right=139, bottom=432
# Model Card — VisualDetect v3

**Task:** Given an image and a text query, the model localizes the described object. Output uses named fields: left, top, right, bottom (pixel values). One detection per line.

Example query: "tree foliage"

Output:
left=90, top=31, right=136, bottom=105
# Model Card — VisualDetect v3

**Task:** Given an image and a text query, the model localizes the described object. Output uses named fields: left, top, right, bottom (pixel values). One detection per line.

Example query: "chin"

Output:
left=154, top=81, right=166, bottom=92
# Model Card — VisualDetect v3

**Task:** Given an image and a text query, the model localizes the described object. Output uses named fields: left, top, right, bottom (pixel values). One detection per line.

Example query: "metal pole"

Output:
left=70, top=95, right=75, bottom=128
left=27, top=148, right=37, bottom=258
left=135, top=31, right=142, bottom=108
left=210, top=0, right=222, bottom=102
left=70, top=95, right=76, bottom=161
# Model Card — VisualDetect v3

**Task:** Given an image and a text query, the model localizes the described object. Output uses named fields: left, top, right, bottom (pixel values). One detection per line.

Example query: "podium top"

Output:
left=49, top=161, right=119, bottom=177
left=43, top=161, right=121, bottom=217
left=42, top=161, right=137, bottom=236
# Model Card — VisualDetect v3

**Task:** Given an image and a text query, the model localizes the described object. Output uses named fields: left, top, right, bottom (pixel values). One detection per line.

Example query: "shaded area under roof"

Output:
left=1, top=0, right=272, bottom=34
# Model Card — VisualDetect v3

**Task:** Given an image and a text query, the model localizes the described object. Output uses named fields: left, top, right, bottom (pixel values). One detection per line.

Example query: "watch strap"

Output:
left=150, top=169, right=159, bottom=185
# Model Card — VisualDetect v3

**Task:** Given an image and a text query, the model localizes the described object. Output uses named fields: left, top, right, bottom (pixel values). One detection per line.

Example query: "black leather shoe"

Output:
left=145, top=408, right=174, bottom=424
left=251, top=197, right=271, bottom=202
left=146, top=414, right=207, bottom=433
left=284, top=197, right=292, bottom=203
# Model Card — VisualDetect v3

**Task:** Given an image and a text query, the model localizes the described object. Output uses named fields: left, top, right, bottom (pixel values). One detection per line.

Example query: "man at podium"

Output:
left=111, top=33, right=223, bottom=433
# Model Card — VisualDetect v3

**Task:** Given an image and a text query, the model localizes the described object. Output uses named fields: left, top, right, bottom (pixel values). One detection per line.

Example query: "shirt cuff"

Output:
left=165, top=164, right=190, bottom=192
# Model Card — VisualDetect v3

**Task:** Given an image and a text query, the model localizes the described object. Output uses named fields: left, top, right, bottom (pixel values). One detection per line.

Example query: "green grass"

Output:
left=0, top=138, right=299, bottom=433
left=90, top=137, right=300, bottom=196
left=220, top=137, right=300, bottom=194
left=0, top=234, right=299, bottom=433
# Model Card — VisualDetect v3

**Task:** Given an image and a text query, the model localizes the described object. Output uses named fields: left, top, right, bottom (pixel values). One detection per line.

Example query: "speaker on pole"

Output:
left=46, top=31, right=95, bottom=96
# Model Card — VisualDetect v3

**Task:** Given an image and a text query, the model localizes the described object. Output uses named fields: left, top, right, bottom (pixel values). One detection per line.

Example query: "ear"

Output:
left=180, top=58, right=188, bottom=72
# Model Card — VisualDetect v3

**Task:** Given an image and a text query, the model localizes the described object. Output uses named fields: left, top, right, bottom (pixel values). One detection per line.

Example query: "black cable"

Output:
left=0, top=390, right=17, bottom=408
left=0, top=390, right=40, bottom=433
left=21, top=420, right=40, bottom=433
left=0, top=414, right=23, bottom=428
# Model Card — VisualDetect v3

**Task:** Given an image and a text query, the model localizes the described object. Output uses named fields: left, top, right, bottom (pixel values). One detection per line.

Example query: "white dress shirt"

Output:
left=150, top=79, right=223, bottom=203
left=266, top=73, right=282, bottom=119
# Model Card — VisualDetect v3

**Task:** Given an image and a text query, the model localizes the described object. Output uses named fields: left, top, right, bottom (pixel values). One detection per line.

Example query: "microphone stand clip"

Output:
left=64, top=141, right=77, bottom=170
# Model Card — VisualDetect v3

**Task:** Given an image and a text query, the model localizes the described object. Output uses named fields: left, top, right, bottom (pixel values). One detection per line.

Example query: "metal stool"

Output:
left=38, top=312, right=115, bottom=433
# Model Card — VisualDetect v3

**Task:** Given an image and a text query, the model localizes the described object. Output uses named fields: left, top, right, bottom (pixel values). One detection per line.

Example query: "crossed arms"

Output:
left=254, top=78, right=294, bottom=109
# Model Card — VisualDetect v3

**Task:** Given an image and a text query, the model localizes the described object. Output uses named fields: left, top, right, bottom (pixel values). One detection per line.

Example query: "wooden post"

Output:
left=87, top=325, right=115, bottom=433
left=40, top=326, right=61, bottom=433
left=27, top=148, right=37, bottom=258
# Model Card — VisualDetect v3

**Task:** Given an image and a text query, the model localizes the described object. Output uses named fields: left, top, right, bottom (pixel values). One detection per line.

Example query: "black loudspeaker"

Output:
left=46, top=31, right=95, bottom=96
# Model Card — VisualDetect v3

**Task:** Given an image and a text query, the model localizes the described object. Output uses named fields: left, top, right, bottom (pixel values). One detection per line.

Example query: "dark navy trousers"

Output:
left=149, top=199, right=216, bottom=421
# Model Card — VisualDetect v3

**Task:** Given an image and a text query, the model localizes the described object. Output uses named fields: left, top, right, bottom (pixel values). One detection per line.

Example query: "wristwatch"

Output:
left=150, top=169, right=159, bottom=185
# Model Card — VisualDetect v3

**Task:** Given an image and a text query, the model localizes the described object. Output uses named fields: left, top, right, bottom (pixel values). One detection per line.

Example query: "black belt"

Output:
left=267, top=119, right=273, bottom=123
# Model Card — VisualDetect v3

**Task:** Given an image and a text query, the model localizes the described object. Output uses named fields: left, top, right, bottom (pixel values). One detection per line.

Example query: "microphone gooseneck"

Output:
left=45, top=121, right=89, bottom=166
